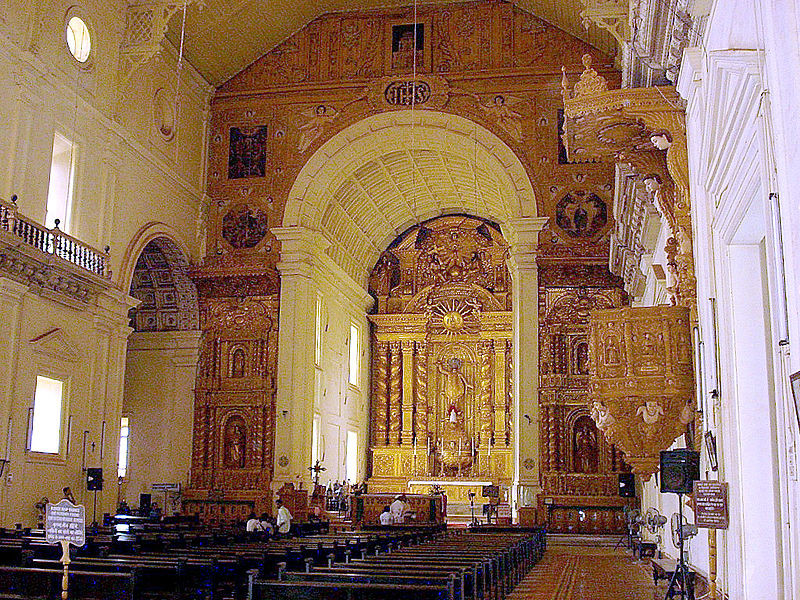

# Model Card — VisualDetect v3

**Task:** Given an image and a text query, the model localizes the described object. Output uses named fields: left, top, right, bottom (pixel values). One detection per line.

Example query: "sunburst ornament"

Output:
left=430, top=299, right=476, bottom=335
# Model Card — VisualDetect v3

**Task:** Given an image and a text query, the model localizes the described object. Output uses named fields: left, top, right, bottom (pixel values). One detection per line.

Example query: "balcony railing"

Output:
left=0, top=195, right=111, bottom=279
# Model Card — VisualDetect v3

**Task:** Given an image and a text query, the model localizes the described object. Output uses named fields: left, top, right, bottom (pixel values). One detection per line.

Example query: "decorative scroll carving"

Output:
left=588, top=305, right=695, bottom=477
left=577, top=0, right=630, bottom=47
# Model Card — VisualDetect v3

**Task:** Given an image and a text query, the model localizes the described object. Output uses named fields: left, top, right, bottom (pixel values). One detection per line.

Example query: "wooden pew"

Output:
left=0, top=565, right=136, bottom=600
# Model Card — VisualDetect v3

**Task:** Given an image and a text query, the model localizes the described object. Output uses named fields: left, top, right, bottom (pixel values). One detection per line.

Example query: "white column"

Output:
left=272, top=226, right=330, bottom=487
left=507, top=217, right=548, bottom=513
left=0, top=278, right=27, bottom=524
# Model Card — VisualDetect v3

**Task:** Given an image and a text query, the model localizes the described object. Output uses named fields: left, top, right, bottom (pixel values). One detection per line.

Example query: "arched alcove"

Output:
left=120, top=235, right=200, bottom=514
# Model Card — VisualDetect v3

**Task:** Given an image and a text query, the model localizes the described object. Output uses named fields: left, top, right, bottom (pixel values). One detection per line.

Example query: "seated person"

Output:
left=259, top=513, right=274, bottom=535
left=246, top=512, right=262, bottom=532
left=379, top=505, right=392, bottom=525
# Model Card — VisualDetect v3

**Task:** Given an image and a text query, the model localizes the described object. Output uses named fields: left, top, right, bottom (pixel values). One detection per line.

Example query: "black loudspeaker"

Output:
left=660, top=449, right=700, bottom=494
left=139, top=493, right=152, bottom=513
left=86, top=468, right=103, bottom=491
left=618, top=473, right=636, bottom=498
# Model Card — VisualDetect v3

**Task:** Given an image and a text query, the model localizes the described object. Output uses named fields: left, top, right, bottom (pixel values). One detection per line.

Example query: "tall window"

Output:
left=346, top=430, right=358, bottom=483
left=45, top=133, right=76, bottom=232
left=349, top=323, right=360, bottom=387
left=118, top=417, right=130, bottom=478
left=310, top=415, right=321, bottom=471
left=30, top=376, right=64, bottom=454
left=315, top=295, right=323, bottom=366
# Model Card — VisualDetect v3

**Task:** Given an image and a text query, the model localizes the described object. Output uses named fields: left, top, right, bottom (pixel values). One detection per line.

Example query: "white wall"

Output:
left=0, top=0, right=211, bottom=525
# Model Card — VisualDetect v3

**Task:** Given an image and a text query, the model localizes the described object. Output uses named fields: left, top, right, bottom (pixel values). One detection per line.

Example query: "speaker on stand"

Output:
left=660, top=449, right=700, bottom=600
left=86, top=468, right=103, bottom=528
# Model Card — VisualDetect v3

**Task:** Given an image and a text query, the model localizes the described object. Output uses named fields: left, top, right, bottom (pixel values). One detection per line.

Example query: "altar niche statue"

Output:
left=231, top=347, right=246, bottom=378
left=573, top=416, right=598, bottom=474
left=224, top=418, right=247, bottom=468
left=438, top=357, right=473, bottom=415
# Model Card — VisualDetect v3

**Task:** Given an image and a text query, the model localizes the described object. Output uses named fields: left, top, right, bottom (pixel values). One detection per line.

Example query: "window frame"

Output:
left=117, top=415, right=130, bottom=479
left=26, top=371, right=70, bottom=462
left=45, top=131, right=77, bottom=234
left=63, top=8, right=95, bottom=68
left=348, top=322, right=360, bottom=389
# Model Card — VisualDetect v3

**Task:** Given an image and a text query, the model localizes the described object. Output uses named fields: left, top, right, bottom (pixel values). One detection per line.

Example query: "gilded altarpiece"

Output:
left=537, top=266, right=635, bottom=533
left=184, top=294, right=279, bottom=520
left=367, top=216, right=513, bottom=503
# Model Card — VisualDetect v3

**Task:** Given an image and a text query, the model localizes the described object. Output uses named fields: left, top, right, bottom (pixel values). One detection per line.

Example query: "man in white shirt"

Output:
left=276, top=499, right=293, bottom=535
left=389, top=494, right=409, bottom=524
left=246, top=512, right=262, bottom=532
left=379, top=505, right=393, bottom=525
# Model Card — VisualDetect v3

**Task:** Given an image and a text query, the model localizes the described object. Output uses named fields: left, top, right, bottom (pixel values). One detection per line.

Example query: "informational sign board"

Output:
left=45, top=500, right=86, bottom=547
left=496, top=504, right=511, bottom=519
left=151, top=483, right=181, bottom=493
left=693, top=481, right=729, bottom=529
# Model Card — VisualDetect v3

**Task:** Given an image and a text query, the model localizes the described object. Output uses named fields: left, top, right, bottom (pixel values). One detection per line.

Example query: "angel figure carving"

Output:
left=480, top=95, right=523, bottom=141
left=297, top=105, right=339, bottom=153
left=637, top=400, right=664, bottom=425
left=590, top=400, right=616, bottom=431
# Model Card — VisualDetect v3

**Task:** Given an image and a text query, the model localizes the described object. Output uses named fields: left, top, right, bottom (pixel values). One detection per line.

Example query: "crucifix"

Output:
left=308, top=460, right=326, bottom=485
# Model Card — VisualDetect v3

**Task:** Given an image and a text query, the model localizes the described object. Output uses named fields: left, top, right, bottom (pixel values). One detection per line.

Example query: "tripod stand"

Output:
left=665, top=493, right=694, bottom=600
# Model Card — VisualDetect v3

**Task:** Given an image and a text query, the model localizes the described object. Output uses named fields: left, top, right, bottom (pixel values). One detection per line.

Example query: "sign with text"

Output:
left=45, top=500, right=86, bottom=547
left=693, top=481, right=729, bottom=529
left=151, top=483, right=181, bottom=493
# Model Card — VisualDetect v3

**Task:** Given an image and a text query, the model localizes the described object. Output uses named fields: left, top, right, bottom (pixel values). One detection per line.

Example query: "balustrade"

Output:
left=0, top=196, right=110, bottom=279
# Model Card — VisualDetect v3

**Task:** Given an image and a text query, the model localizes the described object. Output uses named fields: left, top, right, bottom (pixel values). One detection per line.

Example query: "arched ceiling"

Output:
left=285, top=111, right=536, bottom=287
left=166, top=0, right=616, bottom=86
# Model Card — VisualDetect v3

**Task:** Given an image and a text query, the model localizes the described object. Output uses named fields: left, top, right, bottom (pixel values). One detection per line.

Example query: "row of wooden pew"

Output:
left=0, top=524, right=447, bottom=599
left=249, top=528, right=547, bottom=600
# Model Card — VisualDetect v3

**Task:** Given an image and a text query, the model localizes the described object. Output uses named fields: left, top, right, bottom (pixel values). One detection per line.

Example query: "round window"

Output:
left=66, top=16, right=91, bottom=63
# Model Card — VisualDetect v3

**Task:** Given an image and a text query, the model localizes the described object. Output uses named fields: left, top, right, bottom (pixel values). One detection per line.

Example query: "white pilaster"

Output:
left=272, top=226, right=330, bottom=486
left=507, top=217, right=548, bottom=511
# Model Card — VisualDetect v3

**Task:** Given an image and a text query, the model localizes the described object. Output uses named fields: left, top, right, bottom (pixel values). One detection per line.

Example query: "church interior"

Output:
left=0, top=0, right=798, bottom=598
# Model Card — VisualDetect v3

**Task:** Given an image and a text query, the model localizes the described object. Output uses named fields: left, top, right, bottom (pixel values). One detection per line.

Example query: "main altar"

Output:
left=366, top=216, right=514, bottom=505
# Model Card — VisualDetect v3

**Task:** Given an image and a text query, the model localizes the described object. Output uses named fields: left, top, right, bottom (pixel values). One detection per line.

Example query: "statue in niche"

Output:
left=231, top=348, right=246, bottom=378
left=573, top=416, right=598, bottom=473
left=575, top=342, right=589, bottom=375
left=438, top=357, right=473, bottom=415
left=224, top=418, right=246, bottom=468
left=369, top=252, right=400, bottom=296
left=604, top=335, right=620, bottom=365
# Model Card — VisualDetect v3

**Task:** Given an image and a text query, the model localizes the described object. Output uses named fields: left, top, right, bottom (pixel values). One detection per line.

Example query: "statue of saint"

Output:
left=438, top=357, right=473, bottom=413
left=224, top=420, right=246, bottom=468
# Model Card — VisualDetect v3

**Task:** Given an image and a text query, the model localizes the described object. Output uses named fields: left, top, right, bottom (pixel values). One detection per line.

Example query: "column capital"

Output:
left=506, top=217, right=548, bottom=271
left=0, top=277, right=29, bottom=303
left=272, top=226, right=330, bottom=277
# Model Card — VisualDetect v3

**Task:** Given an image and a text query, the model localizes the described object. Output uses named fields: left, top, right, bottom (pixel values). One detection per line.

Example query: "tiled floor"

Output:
left=509, top=545, right=663, bottom=600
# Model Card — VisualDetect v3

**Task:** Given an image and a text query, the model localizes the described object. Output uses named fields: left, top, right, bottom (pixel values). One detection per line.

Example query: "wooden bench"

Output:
left=0, top=565, right=135, bottom=600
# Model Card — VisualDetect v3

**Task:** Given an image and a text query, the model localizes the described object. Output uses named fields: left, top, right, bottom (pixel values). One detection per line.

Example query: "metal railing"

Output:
left=0, top=195, right=111, bottom=279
